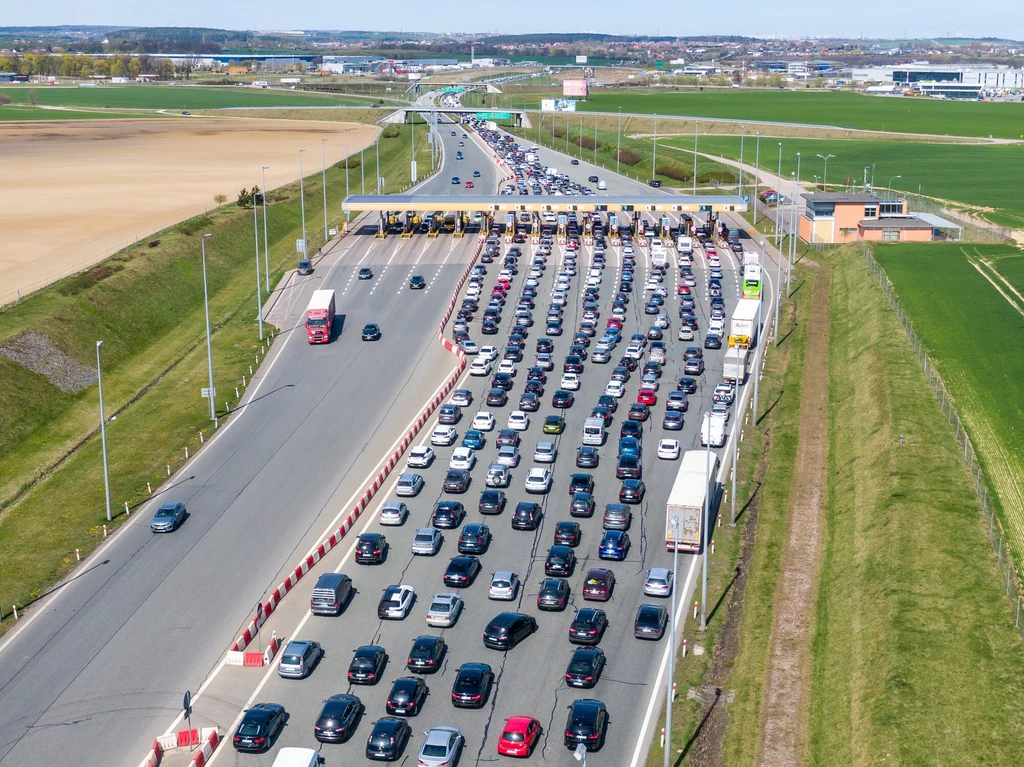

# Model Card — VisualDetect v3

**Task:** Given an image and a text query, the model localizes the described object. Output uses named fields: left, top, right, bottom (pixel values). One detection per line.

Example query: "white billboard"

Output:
left=541, top=98, right=577, bottom=113
left=576, top=55, right=588, bottom=64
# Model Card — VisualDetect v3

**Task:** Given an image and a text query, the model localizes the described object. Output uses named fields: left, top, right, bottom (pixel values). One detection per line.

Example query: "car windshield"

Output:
left=307, top=318, right=326, bottom=328
left=503, top=731, right=525, bottom=743
left=423, top=744, right=449, bottom=757
left=569, top=659, right=592, bottom=673
left=455, top=675, right=479, bottom=690
left=156, top=508, right=176, bottom=518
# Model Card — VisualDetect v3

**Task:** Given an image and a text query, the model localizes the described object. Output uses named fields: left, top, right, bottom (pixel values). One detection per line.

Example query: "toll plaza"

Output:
left=341, top=194, right=749, bottom=242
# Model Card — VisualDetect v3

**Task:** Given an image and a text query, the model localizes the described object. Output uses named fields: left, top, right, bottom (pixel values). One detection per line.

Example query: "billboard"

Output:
left=575, top=55, right=588, bottom=64
left=562, top=78, right=589, bottom=98
left=541, top=98, right=577, bottom=113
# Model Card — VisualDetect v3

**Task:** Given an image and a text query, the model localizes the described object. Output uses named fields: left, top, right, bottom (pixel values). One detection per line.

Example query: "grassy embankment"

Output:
left=0, top=105, right=169, bottom=121
left=0, top=123, right=433, bottom=628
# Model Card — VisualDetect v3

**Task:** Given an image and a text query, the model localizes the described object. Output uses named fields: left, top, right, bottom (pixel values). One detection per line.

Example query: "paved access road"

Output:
left=0, top=118, right=499, bottom=767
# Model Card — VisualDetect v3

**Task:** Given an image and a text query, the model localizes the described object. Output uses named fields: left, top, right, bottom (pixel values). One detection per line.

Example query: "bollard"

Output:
left=682, top=638, right=687, bottom=657
left=166, top=464, right=171, bottom=476
left=693, top=601, right=699, bottom=619
left=717, top=513, right=722, bottom=528
left=242, top=376, right=246, bottom=387
left=711, top=539, right=716, bottom=555
left=255, top=353, right=259, bottom=364
left=125, top=501, right=130, bottom=515
left=103, top=525, right=107, bottom=538
left=147, top=482, right=152, bottom=494
left=660, top=727, right=665, bottom=748
left=740, top=430, right=745, bottom=442
left=184, top=447, right=189, bottom=459
left=235, top=387, right=240, bottom=399
left=672, top=682, right=677, bottom=700
left=214, top=417, right=219, bottom=429
left=76, top=548, right=80, bottom=561
left=249, top=365, right=253, bottom=376
left=199, top=432, right=204, bottom=444
left=12, top=605, right=17, bottom=620
left=226, top=402, right=231, bottom=413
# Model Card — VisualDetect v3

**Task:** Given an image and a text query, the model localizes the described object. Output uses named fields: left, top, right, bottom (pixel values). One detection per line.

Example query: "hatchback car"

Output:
left=496, top=716, right=542, bottom=757
left=619, top=479, right=646, bottom=504
left=554, top=520, right=582, bottom=547
left=524, top=468, right=552, bottom=495
left=425, top=593, right=464, bottom=628
left=451, top=663, right=495, bottom=708
left=565, top=647, right=606, bottom=689
left=543, top=415, right=565, bottom=434
left=644, top=567, right=674, bottom=597
left=407, top=635, right=446, bottom=673
left=581, top=569, right=615, bottom=602
left=634, top=603, right=668, bottom=639
left=365, top=716, right=412, bottom=761
left=545, top=545, right=577, bottom=576
left=488, top=571, right=520, bottom=601
left=477, top=489, right=506, bottom=515
left=576, top=445, right=599, bottom=468
left=564, top=698, right=607, bottom=751
left=599, top=530, right=631, bottom=560
left=355, top=533, right=387, bottom=564
left=431, top=501, right=466, bottom=528
left=407, top=446, right=435, bottom=468
left=232, top=702, right=286, bottom=752
left=568, top=608, right=609, bottom=645
left=418, top=725, right=464, bottom=767
left=411, top=526, right=442, bottom=556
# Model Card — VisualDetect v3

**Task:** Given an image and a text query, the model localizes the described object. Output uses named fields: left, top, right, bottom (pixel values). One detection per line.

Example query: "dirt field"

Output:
left=0, top=117, right=377, bottom=304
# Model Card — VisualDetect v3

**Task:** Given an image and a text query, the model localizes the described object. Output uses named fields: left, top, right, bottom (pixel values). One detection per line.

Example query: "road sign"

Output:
left=200, top=387, right=215, bottom=399
left=475, top=112, right=511, bottom=120
left=442, top=87, right=464, bottom=93
left=295, top=238, right=306, bottom=254
left=183, top=690, right=192, bottom=718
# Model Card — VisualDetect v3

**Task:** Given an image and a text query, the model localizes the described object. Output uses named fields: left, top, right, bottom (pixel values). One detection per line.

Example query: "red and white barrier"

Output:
left=138, top=728, right=219, bottom=767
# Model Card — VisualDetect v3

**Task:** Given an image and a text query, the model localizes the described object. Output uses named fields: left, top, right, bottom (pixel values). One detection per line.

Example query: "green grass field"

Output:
left=661, top=135, right=1024, bottom=229
left=872, top=243, right=1024, bottom=565
left=0, top=105, right=166, bottom=121
left=804, top=245, right=1024, bottom=765
left=0, top=85, right=374, bottom=112
left=574, top=89, right=1024, bottom=139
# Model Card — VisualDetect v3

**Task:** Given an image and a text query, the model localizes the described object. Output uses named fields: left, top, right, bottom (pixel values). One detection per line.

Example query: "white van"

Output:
left=597, top=179, right=607, bottom=190
left=700, top=413, right=728, bottom=448
left=272, top=748, right=325, bottom=767
left=582, top=416, right=606, bottom=446
left=677, top=236, right=693, bottom=254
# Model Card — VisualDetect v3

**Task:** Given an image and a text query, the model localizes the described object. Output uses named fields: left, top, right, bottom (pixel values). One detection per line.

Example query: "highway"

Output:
left=0, top=115, right=497, bottom=767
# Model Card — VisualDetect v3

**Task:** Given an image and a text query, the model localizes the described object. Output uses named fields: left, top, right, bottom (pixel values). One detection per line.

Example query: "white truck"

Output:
left=676, top=236, right=693, bottom=255
left=742, top=251, right=760, bottom=267
left=723, top=346, right=750, bottom=384
left=729, top=298, right=760, bottom=348
left=700, top=412, right=728, bottom=448
left=650, top=239, right=668, bottom=267
left=665, top=449, right=721, bottom=552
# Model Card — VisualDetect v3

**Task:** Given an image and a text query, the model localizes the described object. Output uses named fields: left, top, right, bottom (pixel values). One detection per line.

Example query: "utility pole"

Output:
left=253, top=194, right=264, bottom=341
left=738, top=125, right=745, bottom=197
left=753, top=242, right=764, bottom=421
left=344, top=133, right=351, bottom=222
left=96, top=340, right=112, bottom=522
left=692, top=120, right=698, bottom=194
left=664, top=515, right=680, bottom=767
left=375, top=134, right=381, bottom=194
left=298, top=149, right=307, bottom=258
left=652, top=113, right=658, bottom=181
left=260, top=166, right=270, bottom=293
left=616, top=107, right=622, bottom=174
left=200, top=233, right=216, bottom=421
left=700, top=433, right=711, bottom=631
left=360, top=127, right=366, bottom=195
left=321, top=139, right=329, bottom=243
left=753, top=132, right=760, bottom=223
left=790, top=154, right=800, bottom=297
left=775, top=143, right=783, bottom=252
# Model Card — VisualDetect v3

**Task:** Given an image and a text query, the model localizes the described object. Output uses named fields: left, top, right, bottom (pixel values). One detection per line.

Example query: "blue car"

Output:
left=150, top=501, right=186, bottom=533
left=618, top=436, right=641, bottom=459
left=599, top=530, right=631, bottom=561
left=462, top=430, right=486, bottom=450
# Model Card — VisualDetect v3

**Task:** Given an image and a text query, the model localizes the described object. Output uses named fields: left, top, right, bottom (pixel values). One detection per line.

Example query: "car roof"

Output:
left=649, top=567, right=671, bottom=578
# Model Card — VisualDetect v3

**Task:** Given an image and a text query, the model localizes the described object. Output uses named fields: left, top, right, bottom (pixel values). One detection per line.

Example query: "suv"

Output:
left=603, top=503, right=632, bottom=530
left=310, top=573, right=353, bottom=616
left=512, top=501, right=542, bottom=530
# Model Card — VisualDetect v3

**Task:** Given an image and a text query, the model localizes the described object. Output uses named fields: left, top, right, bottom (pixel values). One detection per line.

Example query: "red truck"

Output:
left=305, top=289, right=336, bottom=344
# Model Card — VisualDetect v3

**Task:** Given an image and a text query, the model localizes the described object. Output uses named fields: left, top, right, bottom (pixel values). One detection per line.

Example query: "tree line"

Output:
left=0, top=53, right=201, bottom=79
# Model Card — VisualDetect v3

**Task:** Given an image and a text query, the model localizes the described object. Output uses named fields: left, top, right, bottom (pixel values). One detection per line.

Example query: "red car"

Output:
left=465, top=181, right=475, bottom=188
left=637, top=389, right=657, bottom=406
left=677, top=284, right=691, bottom=296
left=496, top=715, right=542, bottom=757
left=606, top=317, right=623, bottom=330
left=582, top=568, right=615, bottom=602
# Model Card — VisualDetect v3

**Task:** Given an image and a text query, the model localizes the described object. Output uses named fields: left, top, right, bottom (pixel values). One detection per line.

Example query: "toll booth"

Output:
left=401, top=211, right=416, bottom=238
left=660, top=217, right=671, bottom=239
left=609, top=213, right=619, bottom=243
left=375, top=211, right=388, bottom=238
left=453, top=213, right=466, bottom=238
left=504, top=212, right=515, bottom=242
left=427, top=211, right=443, bottom=237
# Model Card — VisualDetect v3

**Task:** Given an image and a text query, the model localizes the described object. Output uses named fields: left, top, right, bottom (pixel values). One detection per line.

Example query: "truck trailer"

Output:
left=305, top=289, right=336, bottom=344
left=723, top=346, right=750, bottom=384
left=729, top=297, right=760, bottom=348
left=665, top=449, right=721, bottom=551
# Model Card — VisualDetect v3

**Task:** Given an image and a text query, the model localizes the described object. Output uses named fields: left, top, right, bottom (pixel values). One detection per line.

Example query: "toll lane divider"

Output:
left=226, top=237, right=484, bottom=656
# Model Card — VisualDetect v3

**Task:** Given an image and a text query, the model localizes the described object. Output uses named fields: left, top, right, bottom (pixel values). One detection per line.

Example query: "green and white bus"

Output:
left=742, top=264, right=762, bottom=300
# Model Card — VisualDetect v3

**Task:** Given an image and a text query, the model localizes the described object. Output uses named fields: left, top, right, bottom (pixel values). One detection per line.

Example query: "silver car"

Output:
left=450, top=389, right=472, bottom=407
left=418, top=726, right=464, bottom=767
left=426, top=593, right=464, bottom=627
left=379, top=500, right=409, bottom=526
left=395, top=472, right=424, bottom=497
left=277, top=639, right=322, bottom=679
left=488, top=571, right=520, bottom=601
left=643, top=567, right=674, bottom=597
left=496, top=445, right=520, bottom=467
left=150, top=501, right=186, bottom=533
left=411, top=527, right=443, bottom=556
left=533, top=441, right=557, bottom=463
left=485, top=463, right=511, bottom=488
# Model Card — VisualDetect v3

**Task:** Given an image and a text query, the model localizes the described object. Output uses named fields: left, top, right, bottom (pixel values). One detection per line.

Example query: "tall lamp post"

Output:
left=692, top=120, right=698, bottom=195
left=321, top=139, right=329, bottom=243
left=616, top=107, right=622, bottom=174
left=752, top=132, right=760, bottom=221
left=253, top=191, right=264, bottom=341
left=887, top=174, right=902, bottom=196
left=775, top=142, right=783, bottom=252
left=738, top=125, right=745, bottom=197
left=96, top=340, right=112, bottom=522
left=753, top=241, right=765, bottom=421
left=260, top=166, right=270, bottom=293
left=664, top=514, right=680, bottom=767
left=652, top=113, right=658, bottom=181
left=200, top=233, right=216, bottom=421
left=298, top=149, right=307, bottom=259
left=700, top=427, right=712, bottom=631
left=817, top=153, right=835, bottom=191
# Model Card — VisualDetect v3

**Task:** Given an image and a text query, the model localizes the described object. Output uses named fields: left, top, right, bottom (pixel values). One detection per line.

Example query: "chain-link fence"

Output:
left=860, top=241, right=1024, bottom=636
left=895, top=192, right=1012, bottom=243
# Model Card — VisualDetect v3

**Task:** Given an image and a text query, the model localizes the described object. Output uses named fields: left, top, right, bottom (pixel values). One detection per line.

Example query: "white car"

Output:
left=625, top=343, right=643, bottom=359
left=709, top=256, right=721, bottom=267
left=379, top=584, right=416, bottom=619
left=407, top=446, right=435, bottom=468
left=496, top=445, right=520, bottom=467
left=379, top=500, right=409, bottom=526
left=472, top=411, right=496, bottom=431
left=450, top=389, right=472, bottom=407
left=709, top=319, right=726, bottom=336
left=486, top=462, right=511, bottom=487
left=654, top=314, right=670, bottom=329
left=488, top=571, right=520, bottom=601
left=604, top=380, right=625, bottom=398
left=657, top=439, right=681, bottom=460
left=497, top=360, right=517, bottom=376
left=678, top=326, right=694, bottom=342
left=478, top=345, right=498, bottom=362
left=449, top=447, right=476, bottom=470
left=524, top=467, right=552, bottom=494
left=469, top=358, right=492, bottom=377
left=645, top=280, right=660, bottom=291
left=431, top=425, right=457, bottom=446
left=525, top=277, right=539, bottom=288
left=533, top=441, right=557, bottom=463
left=654, top=286, right=668, bottom=297
left=560, top=372, right=581, bottom=391
left=425, top=592, right=464, bottom=627
left=507, top=411, right=530, bottom=431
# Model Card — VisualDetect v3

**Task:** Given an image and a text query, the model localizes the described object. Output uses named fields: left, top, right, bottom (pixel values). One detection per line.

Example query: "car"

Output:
left=365, top=716, right=412, bottom=761
left=232, top=702, right=286, bottom=752
left=313, top=693, right=364, bottom=745
left=678, top=376, right=698, bottom=394
left=619, top=479, right=646, bottom=504
left=637, top=388, right=656, bottom=406
left=661, top=410, right=683, bottom=431
left=571, top=159, right=580, bottom=165
left=684, top=357, right=705, bottom=375
left=359, top=267, right=374, bottom=280
left=347, top=645, right=388, bottom=685
left=561, top=372, right=581, bottom=391
left=418, top=725, right=464, bottom=767
left=604, top=380, right=625, bottom=398
left=496, top=428, right=520, bottom=447
left=296, top=258, right=313, bottom=276
left=678, top=325, right=694, bottom=341
left=570, top=491, right=596, bottom=518
left=518, top=391, right=540, bottom=411
left=444, top=555, right=482, bottom=587
left=533, top=441, right=557, bottom=463
left=554, top=520, right=582, bottom=547
left=643, top=567, right=674, bottom=598
left=407, top=446, right=435, bottom=468
left=451, top=177, right=461, bottom=185
left=451, top=662, right=495, bottom=708
left=483, top=612, right=537, bottom=650
left=512, top=499, right=543, bottom=529
left=431, top=500, right=466, bottom=528
left=582, top=568, right=615, bottom=601
left=431, top=425, right=457, bottom=446
left=473, top=170, right=481, bottom=177
left=564, top=698, right=608, bottom=751
left=543, top=414, right=565, bottom=434
left=378, top=584, right=415, bottom=619
left=475, top=486, right=505, bottom=514
left=449, top=388, right=472, bottom=408
left=599, top=530, right=630, bottom=560
left=447, top=447, right=476, bottom=471
left=496, top=715, right=542, bottom=757
left=705, top=333, right=723, bottom=350
left=442, top=469, right=471, bottom=493
left=507, top=410, right=530, bottom=431
left=545, top=544, right=577, bottom=576
left=569, top=473, right=595, bottom=495
left=538, top=578, right=572, bottom=611
left=552, top=389, right=575, bottom=408
left=616, top=453, right=641, bottom=479
left=666, top=391, right=689, bottom=412
left=487, top=569, right=521, bottom=600
left=355, top=532, right=387, bottom=564
left=472, top=411, right=496, bottom=431
left=278, top=639, right=322, bottom=679
left=486, top=388, right=508, bottom=406
left=634, top=603, right=669, bottom=639
left=425, top=591, right=464, bottom=628
left=409, top=526, right=443, bottom=559
left=657, top=438, right=681, bottom=460
left=362, top=323, right=382, bottom=341
left=407, top=635, right=446, bottom=673
left=627, top=402, right=650, bottom=422
left=150, top=501, right=186, bottom=533
left=496, top=445, right=520, bottom=467
left=410, top=275, right=426, bottom=290
left=565, top=647, right=606, bottom=689
left=486, top=462, right=511, bottom=488
left=569, top=608, right=609, bottom=645
left=461, top=429, right=485, bottom=450
left=576, top=445, right=599, bottom=468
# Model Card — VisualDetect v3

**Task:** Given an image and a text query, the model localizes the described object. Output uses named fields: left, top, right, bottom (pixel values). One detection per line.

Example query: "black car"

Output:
left=568, top=473, right=595, bottom=496
left=483, top=612, right=538, bottom=650
left=359, top=267, right=374, bottom=280
left=385, top=676, right=428, bottom=716
left=552, top=389, right=575, bottom=408
left=347, top=646, right=388, bottom=685
left=569, top=608, right=609, bottom=645
left=545, top=545, right=577, bottom=576
left=519, top=391, right=540, bottom=411
left=524, top=379, right=544, bottom=396
left=527, top=366, right=548, bottom=382
left=443, top=555, right=482, bottom=587
left=431, top=501, right=465, bottom=529
left=570, top=491, right=596, bottom=518
left=451, top=663, right=495, bottom=708
left=634, top=603, right=668, bottom=639
left=365, top=716, right=412, bottom=761
left=442, top=469, right=471, bottom=494
left=478, top=490, right=506, bottom=516
left=576, top=445, right=599, bottom=468
left=538, top=578, right=572, bottom=611
left=648, top=179, right=663, bottom=187
left=355, top=533, right=387, bottom=564
left=677, top=376, right=698, bottom=394
left=565, top=647, right=606, bottom=689
left=486, top=388, right=507, bottom=406
left=232, top=702, right=286, bottom=752
left=496, top=428, right=519, bottom=447
left=506, top=345, right=524, bottom=362
left=315, top=694, right=364, bottom=743
left=492, top=372, right=514, bottom=391
left=362, top=323, right=382, bottom=341
left=563, top=355, right=584, bottom=374
left=297, top=259, right=313, bottom=276
left=619, top=479, right=646, bottom=504
left=481, top=320, right=500, bottom=335
left=512, top=501, right=542, bottom=530
left=616, top=454, right=641, bottom=479
left=407, top=635, right=446, bottom=673
left=564, top=698, right=608, bottom=751
left=554, top=520, right=582, bottom=547
left=410, top=275, right=426, bottom=290
left=683, top=345, right=703, bottom=360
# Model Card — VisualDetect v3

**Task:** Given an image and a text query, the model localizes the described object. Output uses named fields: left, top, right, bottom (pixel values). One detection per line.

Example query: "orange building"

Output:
left=799, top=192, right=907, bottom=244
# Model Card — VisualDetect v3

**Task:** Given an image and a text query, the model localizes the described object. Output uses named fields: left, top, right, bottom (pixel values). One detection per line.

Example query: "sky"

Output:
left=7, top=0, right=1023, bottom=42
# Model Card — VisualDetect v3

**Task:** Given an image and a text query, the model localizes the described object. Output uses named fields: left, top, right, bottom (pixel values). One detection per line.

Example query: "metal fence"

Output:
left=897, top=192, right=1012, bottom=243
left=860, top=241, right=1024, bottom=637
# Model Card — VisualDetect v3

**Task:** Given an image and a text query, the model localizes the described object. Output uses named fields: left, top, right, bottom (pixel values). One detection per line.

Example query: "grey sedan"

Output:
left=150, top=501, right=186, bottom=533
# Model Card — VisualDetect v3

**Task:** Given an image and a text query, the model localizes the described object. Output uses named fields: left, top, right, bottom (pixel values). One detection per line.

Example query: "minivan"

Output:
left=310, top=573, right=352, bottom=616
left=597, top=179, right=607, bottom=190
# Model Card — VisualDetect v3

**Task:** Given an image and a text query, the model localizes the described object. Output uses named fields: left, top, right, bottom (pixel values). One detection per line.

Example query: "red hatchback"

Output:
left=582, top=568, right=615, bottom=602
left=496, top=715, right=542, bottom=757
left=606, top=317, right=623, bottom=330
left=637, top=389, right=657, bottom=406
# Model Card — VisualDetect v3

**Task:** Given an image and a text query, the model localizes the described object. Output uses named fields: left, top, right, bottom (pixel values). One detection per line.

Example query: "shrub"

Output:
left=617, top=148, right=642, bottom=166
left=178, top=215, right=214, bottom=236
left=698, top=170, right=739, bottom=185
left=381, top=124, right=401, bottom=139
left=0, top=94, right=11, bottom=106
left=655, top=164, right=691, bottom=183
left=147, top=240, right=160, bottom=248
left=337, top=156, right=361, bottom=169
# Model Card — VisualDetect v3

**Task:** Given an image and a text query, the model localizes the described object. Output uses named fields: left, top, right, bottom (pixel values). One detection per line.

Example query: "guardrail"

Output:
left=860, top=241, right=1024, bottom=638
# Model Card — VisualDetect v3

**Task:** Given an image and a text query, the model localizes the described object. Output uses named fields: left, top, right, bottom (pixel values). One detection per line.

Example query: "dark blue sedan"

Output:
left=598, top=530, right=631, bottom=561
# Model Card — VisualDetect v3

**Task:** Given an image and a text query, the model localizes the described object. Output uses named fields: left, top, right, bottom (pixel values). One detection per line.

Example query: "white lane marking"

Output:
left=425, top=238, right=460, bottom=291
left=368, top=240, right=403, bottom=295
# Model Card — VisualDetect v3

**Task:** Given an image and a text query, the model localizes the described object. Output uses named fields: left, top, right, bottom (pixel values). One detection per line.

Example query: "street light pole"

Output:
left=375, top=133, right=381, bottom=194
left=664, top=514, right=680, bottom=767
left=730, top=405, right=739, bottom=525
left=96, top=340, right=112, bottom=523
left=790, top=153, right=801, bottom=297
left=652, top=113, right=658, bottom=181
left=594, top=113, right=598, bottom=165
left=753, top=242, right=764, bottom=422
left=817, top=153, right=835, bottom=191
left=260, top=165, right=270, bottom=293
left=775, top=142, right=783, bottom=252
left=344, top=132, right=351, bottom=222
left=253, top=193, right=264, bottom=341
left=360, top=127, right=366, bottom=195
left=753, top=132, right=760, bottom=221
left=738, top=125, right=745, bottom=197
left=298, top=149, right=307, bottom=258
left=692, top=120, right=698, bottom=195
left=321, top=139, right=329, bottom=243
left=700, top=431, right=711, bottom=631
left=888, top=174, right=902, bottom=196
left=200, top=233, right=216, bottom=421
left=616, top=107, right=622, bottom=174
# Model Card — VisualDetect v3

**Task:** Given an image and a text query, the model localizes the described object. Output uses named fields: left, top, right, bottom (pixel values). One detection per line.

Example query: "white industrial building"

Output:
left=852, top=63, right=1024, bottom=98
